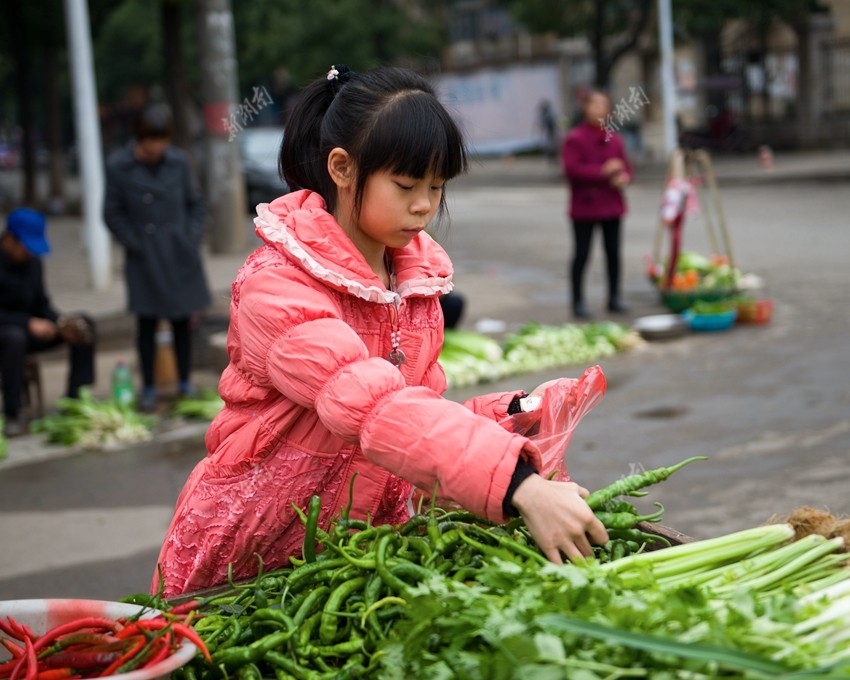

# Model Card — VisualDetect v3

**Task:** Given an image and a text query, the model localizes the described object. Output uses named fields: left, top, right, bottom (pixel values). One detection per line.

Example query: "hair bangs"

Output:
left=359, top=91, right=467, bottom=182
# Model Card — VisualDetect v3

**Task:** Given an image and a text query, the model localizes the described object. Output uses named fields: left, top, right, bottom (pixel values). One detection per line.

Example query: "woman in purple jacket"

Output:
left=562, top=90, right=632, bottom=319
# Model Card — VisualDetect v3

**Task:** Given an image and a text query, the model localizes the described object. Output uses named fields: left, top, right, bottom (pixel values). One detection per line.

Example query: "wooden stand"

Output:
left=653, top=148, right=737, bottom=276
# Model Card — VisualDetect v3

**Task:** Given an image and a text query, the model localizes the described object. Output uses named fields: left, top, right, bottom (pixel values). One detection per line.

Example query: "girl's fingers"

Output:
left=542, top=546, right=564, bottom=566
left=587, top=519, right=610, bottom=547
left=561, top=541, right=589, bottom=562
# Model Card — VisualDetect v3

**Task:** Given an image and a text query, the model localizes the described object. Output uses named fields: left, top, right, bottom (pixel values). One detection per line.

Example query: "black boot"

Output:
left=573, top=301, right=592, bottom=319
left=608, top=297, right=629, bottom=313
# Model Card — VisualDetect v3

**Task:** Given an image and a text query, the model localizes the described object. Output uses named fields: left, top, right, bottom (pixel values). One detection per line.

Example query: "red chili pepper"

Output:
left=0, top=617, right=36, bottom=644
left=166, top=600, right=200, bottom=617
left=96, top=637, right=146, bottom=677
left=35, top=669, right=79, bottom=680
left=32, top=620, right=121, bottom=654
left=0, top=658, right=21, bottom=676
left=7, top=636, right=36, bottom=680
left=139, top=639, right=172, bottom=669
left=1, top=638, right=24, bottom=659
left=8, top=656, right=24, bottom=680
left=124, top=619, right=211, bottom=663
left=24, top=637, right=38, bottom=680
left=36, top=634, right=119, bottom=659
left=39, top=651, right=120, bottom=671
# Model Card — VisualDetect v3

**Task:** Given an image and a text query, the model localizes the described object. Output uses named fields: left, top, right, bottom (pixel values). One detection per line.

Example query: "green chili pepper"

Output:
left=375, top=534, right=411, bottom=594
left=340, top=472, right=359, bottom=521
left=302, top=495, right=322, bottom=563
left=236, top=662, right=262, bottom=680
left=585, top=456, right=707, bottom=510
left=602, top=499, right=639, bottom=515
left=607, top=527, right=673, bottom=547
left=265, top=650, right=320, bottom=680
left=286, top=558, right=348, bottom=591
left=311, top=636, right=364, bottom=658
left=292, top=586, right=330, bottom=628
left=296, top=612, right=322, bottom=653
left=594, top=502, right=665, bottom=529
left=398, top=514, right=429, bottom=535
left=318, top=576, right=368, bottom=644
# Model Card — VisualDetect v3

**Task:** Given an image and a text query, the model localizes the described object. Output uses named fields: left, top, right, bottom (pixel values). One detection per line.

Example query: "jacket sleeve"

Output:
left=103, top=160, right=142, bottom=253
left=31, top=258, right=59, bottom=323
left=618, top=136, right=634, bottom=182
left=237, top=268, right=542, bottom=523
left=562, top=134, right=608, bottom=185
left=462, top=391, right=525, bottom=424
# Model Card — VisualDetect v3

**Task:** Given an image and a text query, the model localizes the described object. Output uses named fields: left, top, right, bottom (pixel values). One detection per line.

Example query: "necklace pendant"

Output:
left=387, top=348, right=406, bottom=367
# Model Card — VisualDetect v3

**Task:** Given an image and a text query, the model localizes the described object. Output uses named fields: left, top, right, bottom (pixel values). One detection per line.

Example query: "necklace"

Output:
left=384, top=252, right=406, bottom=368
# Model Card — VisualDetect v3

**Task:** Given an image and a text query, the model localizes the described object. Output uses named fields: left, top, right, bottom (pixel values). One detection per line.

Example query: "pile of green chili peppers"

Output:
left=137, top=456, right=705, bottom=679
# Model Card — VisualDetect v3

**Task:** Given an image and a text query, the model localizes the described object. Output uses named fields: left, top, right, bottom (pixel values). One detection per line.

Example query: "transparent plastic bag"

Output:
left=500, top=365, right=607, bottom=482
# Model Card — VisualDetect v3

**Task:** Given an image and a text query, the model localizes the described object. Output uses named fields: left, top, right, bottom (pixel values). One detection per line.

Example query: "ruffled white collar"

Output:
left=253, top=190, right=454, bottom=305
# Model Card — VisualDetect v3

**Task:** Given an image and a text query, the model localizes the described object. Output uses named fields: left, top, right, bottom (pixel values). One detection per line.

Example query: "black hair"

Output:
left=134, top=103, right=174, bottom=141
left=279, top=65, right=467, bottom=216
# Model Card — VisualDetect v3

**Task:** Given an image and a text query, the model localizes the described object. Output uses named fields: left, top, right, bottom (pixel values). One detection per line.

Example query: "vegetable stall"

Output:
left=4, top=456, right=842, bottom=680
left=143, top=461, right=849, bottom=678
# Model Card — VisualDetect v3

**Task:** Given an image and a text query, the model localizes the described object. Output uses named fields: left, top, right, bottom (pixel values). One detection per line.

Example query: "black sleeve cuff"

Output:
left=502, top=457, right=539, bottom=517
left=507, top=392, right=527, bottom=415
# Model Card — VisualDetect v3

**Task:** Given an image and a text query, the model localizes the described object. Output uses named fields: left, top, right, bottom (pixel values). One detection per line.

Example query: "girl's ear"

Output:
left=327, top=147, right=355, bottom=188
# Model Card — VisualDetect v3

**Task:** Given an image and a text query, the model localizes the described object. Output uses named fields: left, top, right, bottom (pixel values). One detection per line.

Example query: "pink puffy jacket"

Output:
left=153, top=190, right=542, bottom=596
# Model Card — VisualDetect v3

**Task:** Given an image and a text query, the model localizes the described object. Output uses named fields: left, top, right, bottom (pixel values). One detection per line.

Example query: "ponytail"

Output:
left=279, top=64, right=466, bottom=216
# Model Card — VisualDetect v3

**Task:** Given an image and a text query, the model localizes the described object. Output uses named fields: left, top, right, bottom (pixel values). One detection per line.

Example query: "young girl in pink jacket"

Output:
left=153, top=64, right=607, bottom=596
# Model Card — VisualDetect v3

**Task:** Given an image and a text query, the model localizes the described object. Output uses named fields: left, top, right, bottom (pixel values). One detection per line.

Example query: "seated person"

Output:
left=439, top=291, right=465, bottom=330
left=0, top=208, right=96, bottom=437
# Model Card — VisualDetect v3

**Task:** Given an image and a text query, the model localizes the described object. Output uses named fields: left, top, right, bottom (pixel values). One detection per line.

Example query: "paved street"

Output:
left=1, top=150, right=849, bottom=601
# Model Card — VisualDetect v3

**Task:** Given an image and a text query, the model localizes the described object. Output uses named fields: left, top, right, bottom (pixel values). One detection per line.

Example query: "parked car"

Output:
left=239, top=126, right=289, bottom=211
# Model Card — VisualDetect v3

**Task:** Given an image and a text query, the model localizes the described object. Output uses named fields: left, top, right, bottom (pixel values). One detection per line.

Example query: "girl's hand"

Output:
left=511, top=474, right=608, bottom=563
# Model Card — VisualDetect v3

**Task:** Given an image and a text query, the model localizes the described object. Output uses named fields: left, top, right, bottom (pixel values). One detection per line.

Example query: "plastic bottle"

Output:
left=111, top=360, right=136, bottom=407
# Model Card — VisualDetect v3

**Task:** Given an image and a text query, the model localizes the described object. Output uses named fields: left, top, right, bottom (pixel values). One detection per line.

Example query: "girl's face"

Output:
left=345, top=169, right=444, bottom=255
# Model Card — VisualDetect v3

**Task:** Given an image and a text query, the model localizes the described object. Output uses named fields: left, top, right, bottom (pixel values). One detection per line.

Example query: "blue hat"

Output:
left=6, top=208, right=50, bottom=256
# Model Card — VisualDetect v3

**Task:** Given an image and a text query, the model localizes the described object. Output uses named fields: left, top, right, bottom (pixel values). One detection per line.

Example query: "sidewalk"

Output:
left=2, top=147, right=849, bottom=468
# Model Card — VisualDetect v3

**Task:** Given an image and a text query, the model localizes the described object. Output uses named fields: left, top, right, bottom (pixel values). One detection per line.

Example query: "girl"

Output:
left=153, top=65, right=607, bottom=596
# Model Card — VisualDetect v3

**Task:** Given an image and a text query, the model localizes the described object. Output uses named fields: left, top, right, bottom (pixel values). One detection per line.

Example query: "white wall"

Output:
left=433, top=63, right=562, bottom=156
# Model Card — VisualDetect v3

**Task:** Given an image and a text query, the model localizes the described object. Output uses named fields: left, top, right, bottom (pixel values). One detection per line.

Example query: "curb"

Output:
left=0, top=419, right=210, bottom=471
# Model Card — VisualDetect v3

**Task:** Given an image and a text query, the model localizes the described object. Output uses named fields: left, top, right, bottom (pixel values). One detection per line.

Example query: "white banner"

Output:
left=434, top=63, right=563, bottom=157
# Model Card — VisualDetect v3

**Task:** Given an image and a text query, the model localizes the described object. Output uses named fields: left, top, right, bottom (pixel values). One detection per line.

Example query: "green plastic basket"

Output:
left=659, top=288, right=738, bottom=313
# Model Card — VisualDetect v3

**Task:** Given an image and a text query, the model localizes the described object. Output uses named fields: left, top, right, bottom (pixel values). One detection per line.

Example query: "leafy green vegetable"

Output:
left=171, top=389, right=224, bottom=420
left=30, top=388, right=155, bottom=449
left=440, top=322, right=641, bottom=389
left=688, top=300, right=737, bottom=314
left=675, top=250, right=712, bottom=273
left=0, top=418, right=7, bottom=461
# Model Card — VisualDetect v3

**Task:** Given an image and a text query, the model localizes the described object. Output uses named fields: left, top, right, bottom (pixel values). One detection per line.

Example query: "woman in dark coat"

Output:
left=103, top=104, right=211, bottom=411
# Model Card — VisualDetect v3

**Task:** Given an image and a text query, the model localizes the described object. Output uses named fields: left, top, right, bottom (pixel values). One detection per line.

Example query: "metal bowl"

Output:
left=632, top=314, right=690, bottom=341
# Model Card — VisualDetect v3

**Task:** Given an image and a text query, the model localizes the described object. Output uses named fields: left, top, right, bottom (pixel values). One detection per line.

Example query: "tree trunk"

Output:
left=9, top=1, right=37, bottom=206
left=592, top=2, right=607, bottom=87
left=700, top=29, right=724, bottom=113
left=193, top=0, right=247, bottom=254
left=593, top=0, right=652, bottom=89
left=162, top=0, right=194, bottom=155
left=45, top=44, right=66, bottom=211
